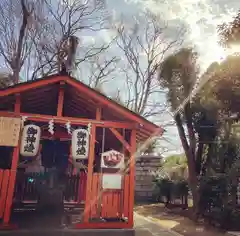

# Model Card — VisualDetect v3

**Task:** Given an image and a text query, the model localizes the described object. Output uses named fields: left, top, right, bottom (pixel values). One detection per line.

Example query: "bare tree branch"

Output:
left=0, top=0, right=34, bottom=83
left=0, top=0, right=111, bottom=82
left=115, top=11, right=185, bottom=118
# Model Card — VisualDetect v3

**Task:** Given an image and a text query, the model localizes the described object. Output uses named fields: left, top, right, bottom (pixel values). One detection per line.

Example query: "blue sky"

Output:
left=1, top=0, right=238, bottom=156
left=77, top=0, right=239, bottom=156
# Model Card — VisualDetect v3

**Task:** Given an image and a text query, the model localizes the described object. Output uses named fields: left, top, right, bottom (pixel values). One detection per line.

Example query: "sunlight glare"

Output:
left=202, top=44, right=240, bottom=70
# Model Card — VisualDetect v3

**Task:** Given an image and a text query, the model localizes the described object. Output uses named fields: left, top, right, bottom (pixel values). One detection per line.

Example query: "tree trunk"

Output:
left=11, top=0, right=30, bottom=84
left=201, top=143, right=212, bottom=176
left=12, top=68, right=20, bottom=84
left=175, top=113, right=199, bottom=218
left=188, top=165, right=199, bottom=218
left=220, top=122, right=231, bottom=173
left=195, top=142, right=204, bottom=175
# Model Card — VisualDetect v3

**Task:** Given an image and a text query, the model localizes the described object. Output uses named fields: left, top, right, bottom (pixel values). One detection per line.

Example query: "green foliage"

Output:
left=153, top=158, right=189, bottom=205
left=200, top=56, right=240, bottom=114
left=198, top=175, right=240, bottom=230
left=159, top=47, right=199, bottom=111
left=153, top=176, right=188, bottom=205
left=161, top=154, right=188, bottom=180
left=153, top=178, right=172, bottom=202
left=218, top=10, right=240, bottom=46
left=164, top=154, right=187, bottom=166
left=157, top=13, right=240, bottom=224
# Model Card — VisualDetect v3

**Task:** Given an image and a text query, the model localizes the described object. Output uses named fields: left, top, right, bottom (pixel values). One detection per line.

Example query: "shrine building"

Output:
left=0, top=74, right=163, bottom=233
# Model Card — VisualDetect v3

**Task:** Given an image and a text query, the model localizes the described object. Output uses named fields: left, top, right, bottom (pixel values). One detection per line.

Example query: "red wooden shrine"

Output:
left=0, top=75, right=163, bottom=230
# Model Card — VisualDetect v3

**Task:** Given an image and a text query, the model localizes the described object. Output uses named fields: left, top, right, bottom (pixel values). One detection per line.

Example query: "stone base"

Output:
left=0, top=228, right=136, bottom=236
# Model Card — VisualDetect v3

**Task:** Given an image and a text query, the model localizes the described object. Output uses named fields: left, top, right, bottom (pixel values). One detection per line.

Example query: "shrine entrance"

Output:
left=0, top=75, right=162, bottom=231
left=10, top=125, right=88, bottom=229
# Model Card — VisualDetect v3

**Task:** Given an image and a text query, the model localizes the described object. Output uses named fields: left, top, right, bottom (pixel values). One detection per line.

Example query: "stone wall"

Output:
left=135, top=155, right=162, bottom=202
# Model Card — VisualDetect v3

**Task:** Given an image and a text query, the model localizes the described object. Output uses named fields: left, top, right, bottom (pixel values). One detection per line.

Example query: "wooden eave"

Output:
left=0, top=74, right=163, bottom=141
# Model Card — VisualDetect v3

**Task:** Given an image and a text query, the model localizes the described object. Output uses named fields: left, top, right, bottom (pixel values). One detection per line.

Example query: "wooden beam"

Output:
left=67, top=99, right=94, bottom=114
left=14, top=94, right=21, bottom=113
left=128, top=129, right=136, bottom=228
left=96, top=107, right=101, bottom=120
left=2, top=95, right=21, bottom=226
left=0, top=75, right=162, bottom=135
left=65, top=77, right=161, bottom=133
left=66, top=103, right=93, bottom=117
left=109, top=128, right=131, bottom=153
left=83, top=124, right=96, bottom=222
left=0, top=76, right=65, bottom=97
left=22, top=96, right=57, bottom=106
left=21, top=89, right=56, bottom=100
left=0, top=111, right=136, bottom=129
left=70, top=88, right=97, bottom=107
left=57, top=81, right=65, bottom=116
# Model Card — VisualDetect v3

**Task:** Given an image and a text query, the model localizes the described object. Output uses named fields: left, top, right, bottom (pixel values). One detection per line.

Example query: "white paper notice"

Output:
left=102, top=174, right=122, bottom=190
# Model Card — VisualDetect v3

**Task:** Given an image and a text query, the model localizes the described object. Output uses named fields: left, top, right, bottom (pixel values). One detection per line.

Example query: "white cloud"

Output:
left=96, top=29, right=117, bottom=44
left=137, top=0, right=238, bottom=70
left=80, top=36, right=96, bottom=45
left=104, top=0, right=239, bottom=154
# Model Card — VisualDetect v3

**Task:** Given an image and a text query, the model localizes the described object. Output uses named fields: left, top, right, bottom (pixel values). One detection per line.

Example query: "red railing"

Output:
left=1, top=170, right=130, bottom=221
left=13, top=171, right=87, bottom=204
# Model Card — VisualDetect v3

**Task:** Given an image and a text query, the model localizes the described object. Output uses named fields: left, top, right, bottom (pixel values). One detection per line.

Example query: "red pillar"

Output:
left=57, top=81, right=65, bottom=117
left=83, top=124, right=96, bottom=223
left=0, top=170, right=10, bottom=219
left=2, top=94, right=21, bottom=227
left=128, top=129, right=136, bottom=227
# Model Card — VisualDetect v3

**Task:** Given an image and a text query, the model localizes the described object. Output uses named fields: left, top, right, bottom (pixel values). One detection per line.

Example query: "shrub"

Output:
left=153, top=175, right=188, bottom=206
left=198, top=175, right=240, bottom=230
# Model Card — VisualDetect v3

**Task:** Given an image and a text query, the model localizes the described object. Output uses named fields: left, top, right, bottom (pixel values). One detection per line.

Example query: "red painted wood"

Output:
left=0, top=170, right=3, bottom=192
left=3, top=146, right=20, bottom=224
left=0, top=111, right=135, bottom=129
left=88, top=174, right=130, bottom=220
left=90, top=174, right=99, bottom=218
left=42, top=129, right=71, bottom=139
left=128, top=129, right=136, bottom=228
left=78, top=172, right=87, bottom=202
left=0, top=75, right=161, bottom=135
left=0, top=170, right=10, bottom=219
left=74, top=221, right=131, bottom=229
left=57, top=82, right=65, bottom=117
left=123, top=175, right=130, bottom=218
left=14, top=172, right=87, bottom=203
left=83, top=124, right=96, bottom=223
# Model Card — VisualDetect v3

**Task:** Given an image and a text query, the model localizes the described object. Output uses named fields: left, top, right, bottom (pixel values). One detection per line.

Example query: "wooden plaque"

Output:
left=0, top=117, right=21, bottom=147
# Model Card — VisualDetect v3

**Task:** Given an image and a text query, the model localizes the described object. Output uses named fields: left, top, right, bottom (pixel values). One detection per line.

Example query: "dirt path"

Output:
left=135, top=203, right=234, bottom=236
left=134, top=212, right=179, bottom=236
